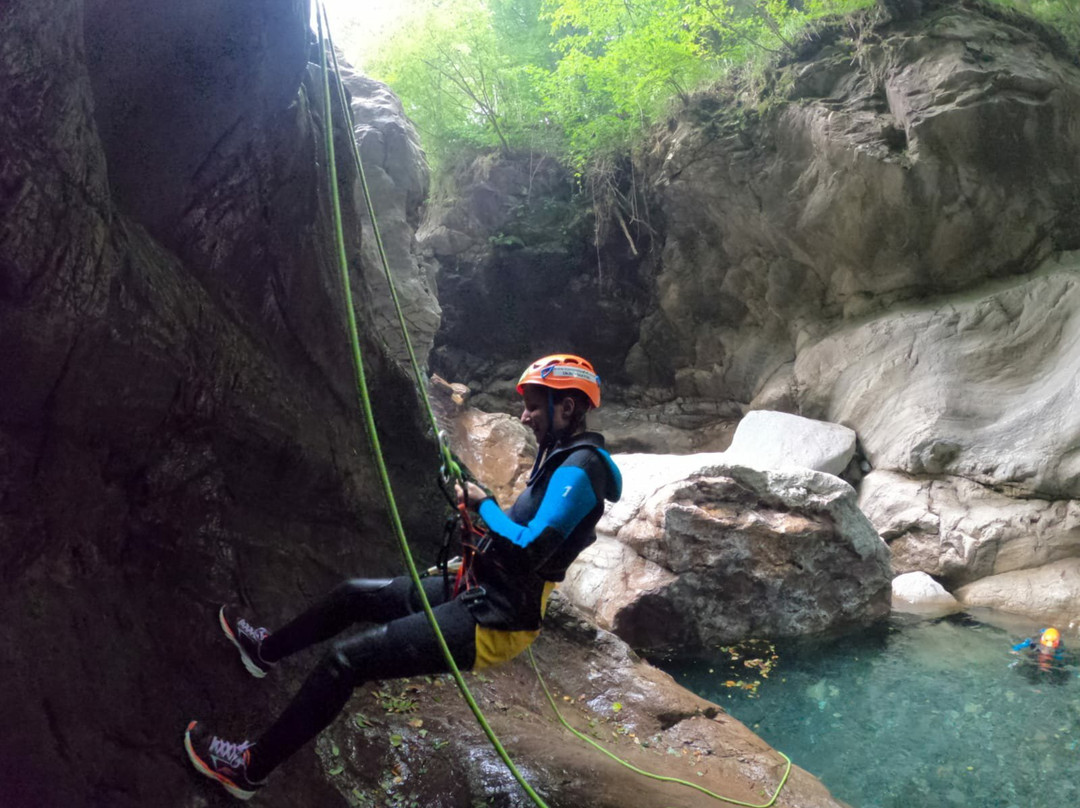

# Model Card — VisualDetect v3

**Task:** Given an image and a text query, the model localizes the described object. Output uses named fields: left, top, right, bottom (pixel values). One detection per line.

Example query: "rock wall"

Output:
left=421, top=152, right=656, bottom=412
left=639, top=1, right=1080, bottom=405
left=1, top=2, right=444, bottom=805
left=425, top=1, right=1080, bottom=619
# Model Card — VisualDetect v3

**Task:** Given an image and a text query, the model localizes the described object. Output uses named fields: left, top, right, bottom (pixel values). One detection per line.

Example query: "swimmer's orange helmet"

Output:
left=517, top=354, right=601, bottom=409
left=1041, top=627, right=1061, bottom=648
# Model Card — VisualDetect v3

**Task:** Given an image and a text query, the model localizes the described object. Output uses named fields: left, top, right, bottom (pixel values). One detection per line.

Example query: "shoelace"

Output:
left=208, top=735, right=254, bottom=770
left=237, top=618, right=269, bottom=643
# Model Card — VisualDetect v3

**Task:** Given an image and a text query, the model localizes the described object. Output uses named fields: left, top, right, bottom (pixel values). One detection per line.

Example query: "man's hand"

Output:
left=455, top=481, right=489, bottom=508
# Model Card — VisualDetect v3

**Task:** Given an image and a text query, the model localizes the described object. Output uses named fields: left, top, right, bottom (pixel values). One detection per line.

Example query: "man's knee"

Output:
left=325, top=624, right=392, bottom=684
left=334, top=577, right=397, bottom=599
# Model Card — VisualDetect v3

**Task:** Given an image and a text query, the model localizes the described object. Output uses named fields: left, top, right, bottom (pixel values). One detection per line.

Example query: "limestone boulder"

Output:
left=891, top=571, right=960, bottom=615
left=858, top=470, right=1080, bottom=587
left=562, top=455, right=892, bottom=654
left=724, top=410, right=857, bottom=477
left=798, top=259, right=1080, bottom=499
left=955, top=558, right=1080, bottom=626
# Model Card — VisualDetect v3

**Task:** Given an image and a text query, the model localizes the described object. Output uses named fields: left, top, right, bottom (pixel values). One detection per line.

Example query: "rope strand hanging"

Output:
left=314, top=7, right=549, bottom=806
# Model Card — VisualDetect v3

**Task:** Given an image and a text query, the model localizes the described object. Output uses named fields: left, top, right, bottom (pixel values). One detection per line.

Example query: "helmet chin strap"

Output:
left=528, top=390, right=560, bottom=485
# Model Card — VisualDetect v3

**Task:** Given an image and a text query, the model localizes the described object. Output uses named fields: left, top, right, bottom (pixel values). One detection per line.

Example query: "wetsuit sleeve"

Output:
left=1012, top=638, right=1034, bottom=652
left=478, top=454, right=602, bottom=569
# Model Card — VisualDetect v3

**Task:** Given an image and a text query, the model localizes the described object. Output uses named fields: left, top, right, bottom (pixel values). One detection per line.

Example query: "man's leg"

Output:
left=259, top=576, right=449, bottom=663
left=246, top=592, right=475, bottom=781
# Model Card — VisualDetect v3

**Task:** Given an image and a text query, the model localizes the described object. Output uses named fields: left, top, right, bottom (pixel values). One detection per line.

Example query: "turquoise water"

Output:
left=660, top=613, right=1080, bottom=808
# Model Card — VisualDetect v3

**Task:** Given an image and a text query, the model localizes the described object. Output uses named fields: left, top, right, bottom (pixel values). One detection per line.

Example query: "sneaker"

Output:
left=183, top=720, right=264, bottom=800
left=219, top=605, right=274, bottom=679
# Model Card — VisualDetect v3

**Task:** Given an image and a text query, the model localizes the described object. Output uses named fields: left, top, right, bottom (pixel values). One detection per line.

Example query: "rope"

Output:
left=527, top=648, right=792, bottom=808
left=314, top=8, right=547, bottom=806
left=320, top=19, right=461, bottom=486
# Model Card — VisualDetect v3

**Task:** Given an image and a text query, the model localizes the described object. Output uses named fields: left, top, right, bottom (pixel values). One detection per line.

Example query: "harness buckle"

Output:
left=458, top=585, right=487, bottom=604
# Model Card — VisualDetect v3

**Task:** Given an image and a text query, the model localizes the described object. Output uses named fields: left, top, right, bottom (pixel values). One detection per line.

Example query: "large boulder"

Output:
left=723, top=410, right=857, bottom=477
left=955, top=558, right=1080, bottom=626
left=797, top=259, right=1080, bottom=499
left=858, top=469, right=1080, bottom=587
left=561, top=455, right=892, bottom=654
left=891, top=571, right=960, bottom=615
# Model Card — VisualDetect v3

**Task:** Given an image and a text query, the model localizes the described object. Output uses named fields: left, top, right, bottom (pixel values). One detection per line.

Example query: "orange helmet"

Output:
left=1041, top=628, right=1061, bottom=648
left=517, top=354, right=601, bottom=409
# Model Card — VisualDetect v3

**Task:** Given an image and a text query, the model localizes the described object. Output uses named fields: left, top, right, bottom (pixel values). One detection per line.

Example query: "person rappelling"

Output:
left=183, top=354, right=622, bottom=799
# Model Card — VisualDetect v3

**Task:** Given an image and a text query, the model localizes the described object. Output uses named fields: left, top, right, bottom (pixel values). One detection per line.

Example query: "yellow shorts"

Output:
left=473, top=581, right=557, bottom=670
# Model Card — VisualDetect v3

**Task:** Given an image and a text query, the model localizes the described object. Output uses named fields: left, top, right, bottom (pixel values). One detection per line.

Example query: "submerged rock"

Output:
left=561, top=455, right=892, bottom=654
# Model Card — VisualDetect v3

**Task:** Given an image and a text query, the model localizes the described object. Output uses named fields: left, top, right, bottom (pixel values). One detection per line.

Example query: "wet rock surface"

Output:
left=859, top=469, right=1080, bottom=588
left=314, top=596, right=851, bottom=808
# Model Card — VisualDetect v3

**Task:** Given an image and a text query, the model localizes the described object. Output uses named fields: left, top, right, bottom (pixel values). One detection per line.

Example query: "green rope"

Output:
left=527, top=648, right=792, bottom=808
left=321, top=23, right=461, bottom=485
left=314, top=8, right=547, bottom=807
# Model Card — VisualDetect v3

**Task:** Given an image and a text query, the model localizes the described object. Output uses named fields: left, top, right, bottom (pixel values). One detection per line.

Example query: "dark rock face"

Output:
left=421, top=153, right=654, bottom=406
left=84, top=0, right=310, bottom=239
left=1, top=2, right=442, bottom=806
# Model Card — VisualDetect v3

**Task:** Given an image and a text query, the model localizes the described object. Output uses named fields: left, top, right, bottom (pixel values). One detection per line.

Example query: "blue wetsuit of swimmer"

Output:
left=1011, top=631, right=1070, bottom=685
left=241, top=431, right=622, bottom=781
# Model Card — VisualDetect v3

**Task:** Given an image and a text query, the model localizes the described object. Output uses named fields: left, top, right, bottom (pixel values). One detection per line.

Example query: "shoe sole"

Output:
left=184, top=721, right=257, bottom=801
left=219, top=606, right=268, bottom=679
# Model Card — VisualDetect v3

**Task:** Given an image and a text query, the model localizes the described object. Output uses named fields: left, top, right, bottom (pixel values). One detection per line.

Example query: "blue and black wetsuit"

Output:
left=1011, top=635, right=1070, bottom=685
left=243, top=432, right=622, bottom=781
left=469, top=431, right=622, bottom=664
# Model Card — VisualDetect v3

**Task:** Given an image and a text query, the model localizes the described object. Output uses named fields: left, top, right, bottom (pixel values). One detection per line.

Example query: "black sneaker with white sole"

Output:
left=184, top=720, right=265, bottom=800
left=219, top=605, right=275, bottom=679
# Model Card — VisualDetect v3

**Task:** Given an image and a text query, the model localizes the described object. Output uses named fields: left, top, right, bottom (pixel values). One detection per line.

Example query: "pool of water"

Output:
left=659, top=612, right=1080, bottom=808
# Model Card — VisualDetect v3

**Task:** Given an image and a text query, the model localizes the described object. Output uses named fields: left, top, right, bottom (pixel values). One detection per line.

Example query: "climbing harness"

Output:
left=314, top=5, right=793, bottom=805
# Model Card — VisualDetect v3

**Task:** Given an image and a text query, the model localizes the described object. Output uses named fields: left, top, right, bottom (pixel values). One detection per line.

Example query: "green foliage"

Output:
left=365, top=0, right=1077, bottom=178
left=367, top=0, right=560, bottom=171
left=989, top=0, right=1080, bottom=46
